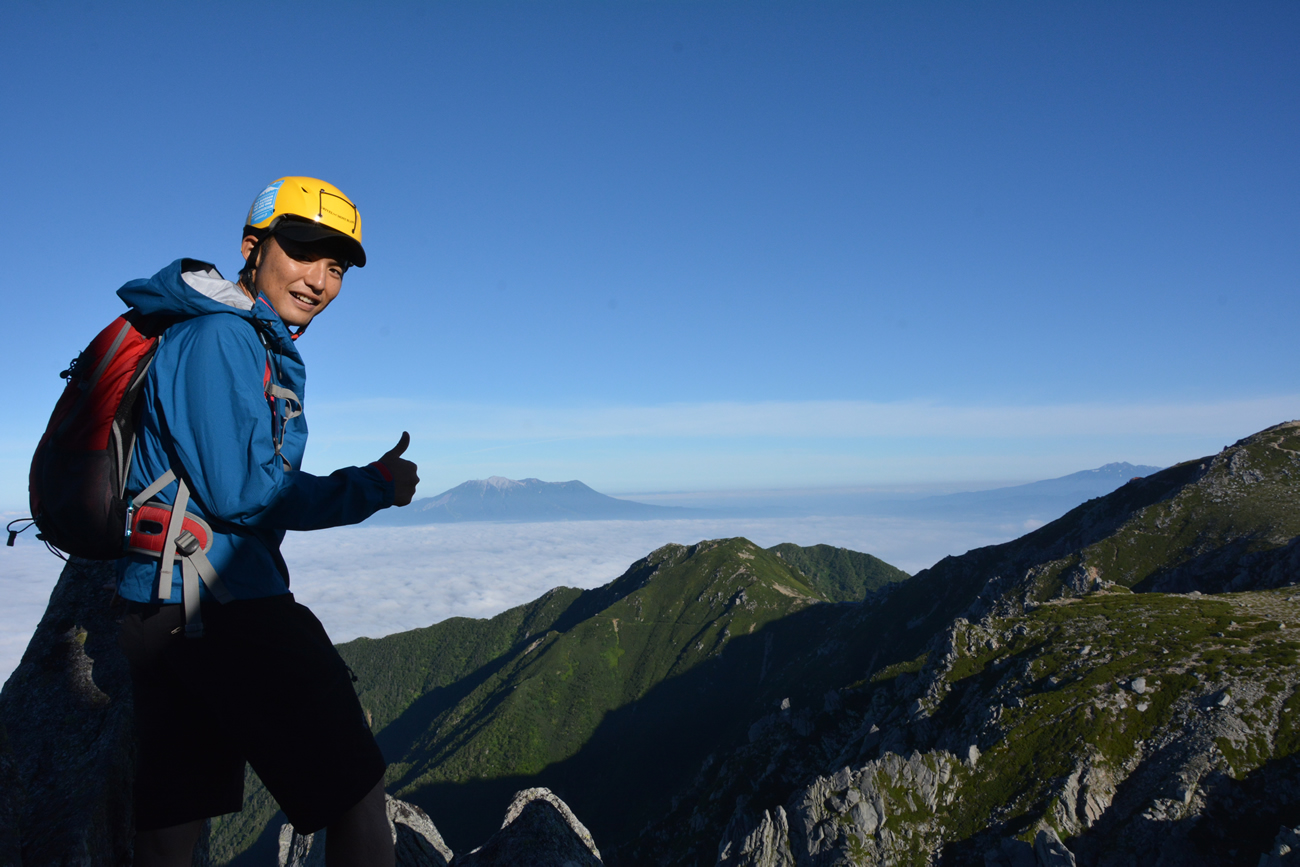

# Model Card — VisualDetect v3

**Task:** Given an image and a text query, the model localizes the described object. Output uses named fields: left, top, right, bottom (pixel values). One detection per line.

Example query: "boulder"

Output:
left=1033, top=827, right=1076, bottom=866
left=278, top=795, right=453, bottom=866
left=1259, top=825, right=1300, bottom=866
left=716, top=807, right=794, bottom=867
left=451, top=788, right=602, bottom=866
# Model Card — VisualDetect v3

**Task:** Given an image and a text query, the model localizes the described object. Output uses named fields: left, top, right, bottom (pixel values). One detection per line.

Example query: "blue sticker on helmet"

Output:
left=248, top=180, right=284, bottom=226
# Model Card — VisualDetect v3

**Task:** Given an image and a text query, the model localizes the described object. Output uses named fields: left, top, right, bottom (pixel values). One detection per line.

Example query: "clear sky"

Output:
left=2, top=1, right=1297, bottom=509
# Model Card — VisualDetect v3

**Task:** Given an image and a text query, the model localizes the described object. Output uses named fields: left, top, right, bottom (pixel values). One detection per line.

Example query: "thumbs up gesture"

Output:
left=378, top=431, right=420, bottom=506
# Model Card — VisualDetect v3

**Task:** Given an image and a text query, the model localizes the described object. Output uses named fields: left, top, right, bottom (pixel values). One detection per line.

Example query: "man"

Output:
left=115, top=177, right=416, bottom=866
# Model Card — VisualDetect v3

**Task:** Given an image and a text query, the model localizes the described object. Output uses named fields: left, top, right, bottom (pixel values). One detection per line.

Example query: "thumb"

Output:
left=389, top=431, right=411, bottom=457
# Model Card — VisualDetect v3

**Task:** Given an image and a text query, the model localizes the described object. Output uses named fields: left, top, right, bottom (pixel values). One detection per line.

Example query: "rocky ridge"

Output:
left=625, top=422, right=1300, bottom=865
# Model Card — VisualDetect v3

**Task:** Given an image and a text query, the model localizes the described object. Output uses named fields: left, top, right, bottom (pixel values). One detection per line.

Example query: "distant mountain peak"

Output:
left=1086, top=461, right=1153, bottom=475
left=366, top=476, right=695, bottom=525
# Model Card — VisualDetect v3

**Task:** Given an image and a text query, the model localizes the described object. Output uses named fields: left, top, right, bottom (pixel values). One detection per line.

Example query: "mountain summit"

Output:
left=366, top=477, right=696, bottom=525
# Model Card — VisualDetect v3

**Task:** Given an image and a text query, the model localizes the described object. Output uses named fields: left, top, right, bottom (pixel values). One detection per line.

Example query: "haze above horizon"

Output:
left=1, top=1, right=1296, bottom=509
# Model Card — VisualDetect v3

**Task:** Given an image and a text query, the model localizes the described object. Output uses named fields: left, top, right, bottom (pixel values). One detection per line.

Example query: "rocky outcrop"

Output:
left=452, top=788, right=602, bottom=866
left=1033, top=827, right=1077, bottom=866
left=278, top=795, right=454, bottom=866
left=390, top=797, right=455, bottom=867
left=0, top=555, right=217, bottom=865
left=717, top=807, right=794, bottom=867
left=278, top=789, right=602, bottom=867
left=718, top=751, right=960, bottom=866
left=1259, top=826, right=1300, bottom=866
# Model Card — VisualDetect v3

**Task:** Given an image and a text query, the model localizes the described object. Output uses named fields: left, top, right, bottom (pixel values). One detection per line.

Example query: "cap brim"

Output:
left=273, top=220, right=367, bottom=267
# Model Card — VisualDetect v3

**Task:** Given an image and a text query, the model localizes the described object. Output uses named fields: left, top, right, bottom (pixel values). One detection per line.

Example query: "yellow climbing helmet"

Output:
left=244, top=177, right=366, bottom=267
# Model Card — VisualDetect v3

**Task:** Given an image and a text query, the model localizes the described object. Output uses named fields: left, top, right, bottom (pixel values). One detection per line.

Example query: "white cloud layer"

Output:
left=0, top=513, right=1034, bottom=687
left=0, top=540, right=66, bottom=691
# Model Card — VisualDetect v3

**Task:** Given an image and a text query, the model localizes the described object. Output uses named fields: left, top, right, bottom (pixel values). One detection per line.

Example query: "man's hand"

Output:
left=379, top=432, right=420, bottom=507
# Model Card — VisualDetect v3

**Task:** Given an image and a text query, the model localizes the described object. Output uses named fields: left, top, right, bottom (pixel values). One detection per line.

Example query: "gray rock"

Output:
left=0, top=558, right=137, bottom=866
left=1131, top=677, right=1147, bottom=695
left=776, top=750, right=956, bottom=864
left=390, top=796, right=454, bottom=866
left=1033, top=826, right=1076, bottom=866
left=279, top=823, right=319, bottom=867
left=717, top=807, right=795, bottom=867
left=279, top=795, right=454, bottom=866
left=1258, top=824, right=1300, bottom=866
left=0, top=723, right=22, bottom=866
left=1078, top=762, right=1116, bottom=829
left=452, top=788, right=601, bottom=866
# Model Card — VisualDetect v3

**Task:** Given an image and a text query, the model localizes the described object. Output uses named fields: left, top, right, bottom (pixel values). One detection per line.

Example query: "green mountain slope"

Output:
left=625, top=422, right=1300, bottom=865
left=367, top=539, right=845, bottom=852
left=213, top=540, right=903, bottom=862
left=767, top=542, right=910, bottom=602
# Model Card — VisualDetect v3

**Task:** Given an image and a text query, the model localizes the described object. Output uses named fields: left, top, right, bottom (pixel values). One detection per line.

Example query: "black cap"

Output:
left=267, top=217, right=367, bottom=267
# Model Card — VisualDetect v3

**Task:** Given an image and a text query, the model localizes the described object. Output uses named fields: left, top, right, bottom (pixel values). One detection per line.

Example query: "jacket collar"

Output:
left=117, top=259, right=302, bottom=360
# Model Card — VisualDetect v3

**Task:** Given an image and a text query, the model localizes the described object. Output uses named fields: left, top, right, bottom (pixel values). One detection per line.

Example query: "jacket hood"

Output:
left=117, top=258, right=298, bottom=356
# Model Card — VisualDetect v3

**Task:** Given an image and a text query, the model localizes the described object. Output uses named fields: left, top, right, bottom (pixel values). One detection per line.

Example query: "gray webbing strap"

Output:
left=181, top=550, right=202, bottom=637
left=177, top=532, right=234, bottom=605
left=155, top=478, right=190, bottom=601
left=266, top=383, right=302, bottom=419
left=266, top=383, right=302, bottom=471
left=132, top=469, right=177, bottom=509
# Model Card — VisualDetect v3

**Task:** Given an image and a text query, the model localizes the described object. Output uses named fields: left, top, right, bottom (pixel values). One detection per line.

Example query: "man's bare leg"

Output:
left=134, top=819, right=204, bottom=867
left=326, top=780, right=394, bottom=867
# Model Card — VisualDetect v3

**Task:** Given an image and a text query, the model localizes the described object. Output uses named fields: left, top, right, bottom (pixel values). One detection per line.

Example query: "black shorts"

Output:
left=120, top=594, right=386, bottom=833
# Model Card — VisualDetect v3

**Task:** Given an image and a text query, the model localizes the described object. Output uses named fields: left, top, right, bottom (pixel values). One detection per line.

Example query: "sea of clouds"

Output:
left=0, top=513, right=1040, bottom=688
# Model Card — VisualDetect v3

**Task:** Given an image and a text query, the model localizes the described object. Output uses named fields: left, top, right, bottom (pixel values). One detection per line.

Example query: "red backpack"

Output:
left=23, top=311, right=170, bottom=559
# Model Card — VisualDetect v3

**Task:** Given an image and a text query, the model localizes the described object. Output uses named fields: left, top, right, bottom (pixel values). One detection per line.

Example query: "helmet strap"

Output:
left=239, top=234, right=267, bottom=301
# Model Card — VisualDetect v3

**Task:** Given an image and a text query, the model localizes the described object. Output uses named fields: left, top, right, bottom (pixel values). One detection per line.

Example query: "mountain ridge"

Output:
left=630, top=421, right=1300, bottom=864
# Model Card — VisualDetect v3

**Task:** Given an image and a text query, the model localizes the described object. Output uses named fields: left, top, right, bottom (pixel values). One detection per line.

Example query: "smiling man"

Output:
left=115, top=178, right=416, bottom=866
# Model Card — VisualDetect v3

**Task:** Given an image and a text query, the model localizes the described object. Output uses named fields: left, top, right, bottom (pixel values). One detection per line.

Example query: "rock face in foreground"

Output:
left=0, top=557, right=134, bottom=865
left=278, top=788, right=601, bottom=867
left=0, top=558, right=134, bottom=866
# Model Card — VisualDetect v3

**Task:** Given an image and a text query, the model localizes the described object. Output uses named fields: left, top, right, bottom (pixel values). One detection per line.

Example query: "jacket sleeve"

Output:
left=154, top=314, right=395, bottom=530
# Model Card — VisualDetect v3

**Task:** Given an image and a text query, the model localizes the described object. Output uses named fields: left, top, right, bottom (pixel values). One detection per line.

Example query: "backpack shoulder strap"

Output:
left=253, top=326, right=302, bottom=471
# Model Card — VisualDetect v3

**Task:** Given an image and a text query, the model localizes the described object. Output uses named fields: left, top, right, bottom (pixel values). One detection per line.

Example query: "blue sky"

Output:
left=2, top=1, right=1297, bottom=508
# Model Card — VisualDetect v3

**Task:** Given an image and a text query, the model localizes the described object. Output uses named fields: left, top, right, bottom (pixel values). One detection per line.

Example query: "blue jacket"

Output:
left=115, top=259, right=394, bottom=603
